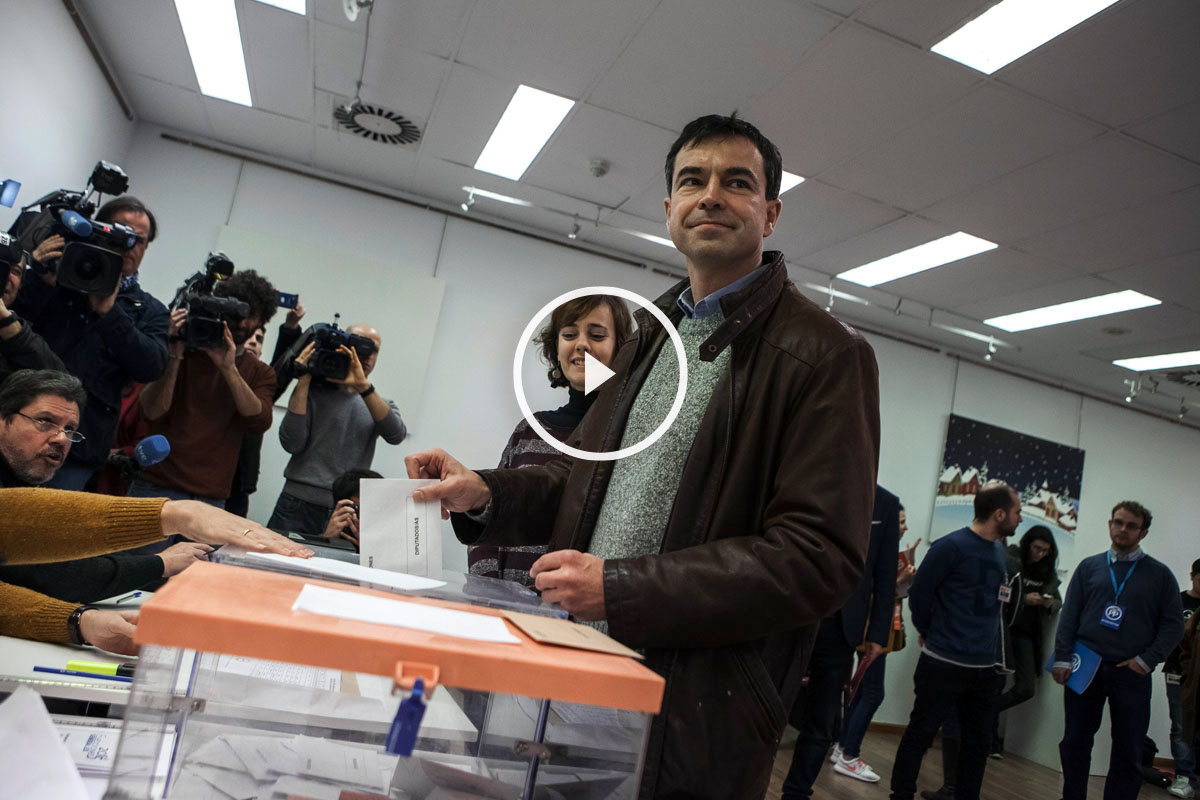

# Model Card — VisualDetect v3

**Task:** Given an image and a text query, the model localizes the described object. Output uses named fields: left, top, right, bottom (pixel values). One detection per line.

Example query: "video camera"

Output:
left=0, top=232, right=23, bottom=270
left=170, top=252, right=249, bottom=350
left=298, top=316, right=377, bottom=381
left=7, top=161, right=136, bottom=296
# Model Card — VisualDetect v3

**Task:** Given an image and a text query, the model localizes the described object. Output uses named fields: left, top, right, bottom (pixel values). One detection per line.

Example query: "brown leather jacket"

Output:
left=455, top=253, right=880, bottom=797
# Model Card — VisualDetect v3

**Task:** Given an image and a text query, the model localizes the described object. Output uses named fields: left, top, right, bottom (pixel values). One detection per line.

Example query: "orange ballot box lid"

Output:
left=135, top=561, right=664, bottom=714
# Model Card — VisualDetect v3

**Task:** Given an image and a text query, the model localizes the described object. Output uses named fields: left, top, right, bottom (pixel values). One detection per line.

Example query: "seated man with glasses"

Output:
left=0, top=370, right=208, bottom=620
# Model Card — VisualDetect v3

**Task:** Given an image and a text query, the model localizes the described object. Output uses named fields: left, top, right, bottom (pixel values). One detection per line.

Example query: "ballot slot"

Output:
left=103, top=562, right=663, bottom=799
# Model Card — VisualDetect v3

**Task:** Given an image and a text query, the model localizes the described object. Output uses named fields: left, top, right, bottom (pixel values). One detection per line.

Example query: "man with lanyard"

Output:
left=1053, top=500, right=1184, bottom=800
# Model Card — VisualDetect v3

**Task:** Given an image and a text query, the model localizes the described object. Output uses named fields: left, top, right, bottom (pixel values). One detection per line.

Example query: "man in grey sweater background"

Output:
left=267, top=323, right=406, bottom=535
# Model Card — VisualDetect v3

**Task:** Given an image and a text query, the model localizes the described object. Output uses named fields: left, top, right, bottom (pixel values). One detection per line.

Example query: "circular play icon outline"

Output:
left=512, top=286, right=688, bottom=462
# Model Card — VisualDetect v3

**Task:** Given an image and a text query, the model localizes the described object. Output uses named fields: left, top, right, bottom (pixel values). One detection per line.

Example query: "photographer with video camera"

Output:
left=9, top=169, right=168, bottom=490
left=267, top=320, right=406, bottom=536
left=0, top=233, right=65, bottom=381
left=132, top=261, right=277, bottom=509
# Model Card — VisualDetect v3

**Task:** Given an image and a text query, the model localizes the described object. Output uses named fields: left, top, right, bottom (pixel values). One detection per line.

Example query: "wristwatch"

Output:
left=0, top=313, right=20, bottom=330
left=359, top=383, right=376, bottom=399
left=67, top=605, right=96, bottom=646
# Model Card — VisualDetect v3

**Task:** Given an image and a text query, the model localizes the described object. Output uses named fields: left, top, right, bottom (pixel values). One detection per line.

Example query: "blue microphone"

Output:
left=58, top=209, right=93, bottom=237
left=133, top=435, right=170, bottom=468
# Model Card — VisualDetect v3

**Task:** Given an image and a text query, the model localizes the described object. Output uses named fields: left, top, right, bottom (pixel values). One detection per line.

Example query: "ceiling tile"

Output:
left=361, top=50, right=448, bottom=131
left=417, top=64, right=517, bottom=167
left=857, top=0, right=991, bottom=48
left=79, top=0, right=198, bottom=90
left=922, top=134, right=1200, bottom=244
left=1101, top=251, right=1200, bottom=314
left=992, top=304, right=1199, bottom=359
left=747, top=25, right=980, bottom=175
left=999, top=0, right=1200, bottom=127
left=810, top=0, right=872, bottom=16
left=590, top=0, right=839, bottom=130
left=770, top=180, right=903, bottom=258
left=954, top=275, right=1134, bottom=319
left=314, top=0, right=471, bottom=59
left=203, top=100, right=313, bottom=165
left=123, top=74, right=212, bottom=136
left=1019, top=186, right=1200, bottom=272
left=798, top=215, right=952, bottom=274
left=314, top=20, right=367, bottom=98
left=883, top=247, right=1084, bottom=309
left=311, top=125, right=419, bottom=190
left=456, top=0, right=650, bottom=97
left=522, top=105, right=678, bottom=211
left=1126, top=99, right=1200, bottom=164
left=821, top=84, right=1104, bottom=210
left=241, top=0, right=312, bottom=121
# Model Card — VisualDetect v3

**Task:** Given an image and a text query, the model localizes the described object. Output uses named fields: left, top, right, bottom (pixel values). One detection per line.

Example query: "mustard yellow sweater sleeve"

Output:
left=0, top=581, right=79, bottom=644
left=0, top=488, right=166, bottom=563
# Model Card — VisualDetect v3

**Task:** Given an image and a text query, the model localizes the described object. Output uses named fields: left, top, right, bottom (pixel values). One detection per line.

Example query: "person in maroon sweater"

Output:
left=131, top=270, right=278, bottom=510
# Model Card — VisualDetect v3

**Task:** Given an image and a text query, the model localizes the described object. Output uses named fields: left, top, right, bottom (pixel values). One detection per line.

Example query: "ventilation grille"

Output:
left=333, top=102, right=421, bottom=146
left=1158, top=368, right=1200, bottom=390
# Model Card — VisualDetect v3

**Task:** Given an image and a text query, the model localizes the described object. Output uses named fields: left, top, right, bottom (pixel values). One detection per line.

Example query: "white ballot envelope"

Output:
left=358, top=478, right=443, bottom=577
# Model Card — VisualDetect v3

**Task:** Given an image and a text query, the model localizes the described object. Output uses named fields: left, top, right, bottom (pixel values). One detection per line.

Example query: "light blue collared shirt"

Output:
left=677, top=263, right=768, bottom=319
left=1108, top=547, right=1145, bottom=562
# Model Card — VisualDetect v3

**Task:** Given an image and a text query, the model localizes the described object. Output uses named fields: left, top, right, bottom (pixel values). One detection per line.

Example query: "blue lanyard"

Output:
left=1107, top=551, right=1139, bottom=603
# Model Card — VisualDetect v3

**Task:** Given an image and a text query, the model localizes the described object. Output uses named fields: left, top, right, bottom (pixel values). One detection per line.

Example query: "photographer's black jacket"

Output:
left=0, top=311, right=66, bottom=382
left=12, top=275, right=169, bottom=470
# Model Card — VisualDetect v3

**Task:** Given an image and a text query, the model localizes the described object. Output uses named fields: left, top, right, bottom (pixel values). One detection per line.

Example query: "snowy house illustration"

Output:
left=938, top=466, right=961, bottom=496
left=959, top=468, right=980, bottom=495
left=1026, top=482, right=1078, bottom=531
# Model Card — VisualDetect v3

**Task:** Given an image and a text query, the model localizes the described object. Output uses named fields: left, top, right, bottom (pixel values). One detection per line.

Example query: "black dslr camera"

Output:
left=0, top=232, right=23, bottom=270
left=170, top=252, right=249, bottom=350
left=7, top=162, right=135, bottom=296
left=298, top=317, right=376, bottom=381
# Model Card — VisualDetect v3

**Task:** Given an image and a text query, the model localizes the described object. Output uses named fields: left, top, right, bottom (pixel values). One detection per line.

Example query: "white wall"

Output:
left=0, top=3, right=135, bottom=230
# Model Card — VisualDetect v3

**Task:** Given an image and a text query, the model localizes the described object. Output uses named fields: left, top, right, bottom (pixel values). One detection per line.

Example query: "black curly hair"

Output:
left=215, top=268, right=278, bottom=326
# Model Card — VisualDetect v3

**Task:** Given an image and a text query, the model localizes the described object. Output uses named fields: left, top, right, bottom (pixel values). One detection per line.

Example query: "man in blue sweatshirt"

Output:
left=890, top=482, right=1020, bottom=800
left=1053, top=500, right=1183, bottom=800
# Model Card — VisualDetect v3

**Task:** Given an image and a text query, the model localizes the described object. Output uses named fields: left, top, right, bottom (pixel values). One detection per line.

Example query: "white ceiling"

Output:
left=78, top=0, right=1200, bottom=426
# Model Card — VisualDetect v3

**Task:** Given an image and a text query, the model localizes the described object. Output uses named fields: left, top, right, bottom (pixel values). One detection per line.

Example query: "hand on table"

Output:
left=158, top=541, right=213, bottom=577
left=159, top=501, right=313, bottom=557
left=530, top=550, right=605, bottom=621
left=79, top=609, right=139, bottom=656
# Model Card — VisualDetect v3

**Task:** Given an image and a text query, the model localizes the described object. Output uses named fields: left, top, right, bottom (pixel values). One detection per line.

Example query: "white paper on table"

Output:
left=241, top=550, right=446, bottom=591
left=293, top=583, right=520, bottom=644
left=359, top=478, right=442, bottom=577
left=0, top=686, right=89, bottom=800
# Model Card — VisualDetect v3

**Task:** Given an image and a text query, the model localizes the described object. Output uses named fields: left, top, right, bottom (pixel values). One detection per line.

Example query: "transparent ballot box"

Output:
left=104, top=562, right=663, bottom=800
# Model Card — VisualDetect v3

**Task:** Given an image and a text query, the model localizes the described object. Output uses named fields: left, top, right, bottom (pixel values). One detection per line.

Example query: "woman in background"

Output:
left=467, top=295, right=632, bottom=587
left=993, top=525, right=1062, bottom=752
left=834, top=504, right=919, bottom=782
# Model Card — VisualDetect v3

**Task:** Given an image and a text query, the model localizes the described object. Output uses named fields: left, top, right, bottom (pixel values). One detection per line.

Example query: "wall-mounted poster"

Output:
left=931, top=414, right=1086, bottom=569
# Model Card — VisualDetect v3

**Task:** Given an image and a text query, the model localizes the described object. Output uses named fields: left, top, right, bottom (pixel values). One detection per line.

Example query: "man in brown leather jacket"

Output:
left=407, top=114, right=880, bottom=798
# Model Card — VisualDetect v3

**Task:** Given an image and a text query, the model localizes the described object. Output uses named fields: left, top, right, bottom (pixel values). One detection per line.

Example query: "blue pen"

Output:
left=113, top=590, right=142, bottom=603
left=33, top=666, right=132, bottom=683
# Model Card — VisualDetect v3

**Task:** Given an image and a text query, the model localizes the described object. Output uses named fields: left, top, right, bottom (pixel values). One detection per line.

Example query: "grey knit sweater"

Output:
left=589, top=311, right=730, bottom=588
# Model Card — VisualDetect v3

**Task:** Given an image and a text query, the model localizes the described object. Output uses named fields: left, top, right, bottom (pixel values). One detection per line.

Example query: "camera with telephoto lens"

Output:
left=298, top=317, right=377, bottom=381
left=170, top=252, right=249, bottom=350
left=6, top=161, right=135, bottom=296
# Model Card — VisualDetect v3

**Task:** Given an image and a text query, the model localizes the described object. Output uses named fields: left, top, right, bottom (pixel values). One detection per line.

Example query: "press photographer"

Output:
left=8, top=169, right=168, bottom=490
left=132, top=264, right=277, bottom=510
left=267, top=320, right=406, bottom=536
left=0, top=233, right=65, bottom=381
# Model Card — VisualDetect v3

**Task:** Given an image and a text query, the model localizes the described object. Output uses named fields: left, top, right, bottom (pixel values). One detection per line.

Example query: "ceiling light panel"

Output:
left=474, top=85, right=575, bottom=181
left=174, top=0, right=252, bottom=106
left=254, top=0, right=306, bottom=13
left=622, top=229, right=677, bottom=249
left=837, top=232, right=997, bottom=287
left=985, top=290, right=1161, bottom=332
left=931, top=0, right=1120, bottom=75
left=1113, top=350, right=1200, bottom=372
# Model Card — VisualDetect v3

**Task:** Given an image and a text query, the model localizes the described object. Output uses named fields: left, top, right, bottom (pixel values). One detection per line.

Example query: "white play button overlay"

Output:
left=583, top=351, right=615, bottom=395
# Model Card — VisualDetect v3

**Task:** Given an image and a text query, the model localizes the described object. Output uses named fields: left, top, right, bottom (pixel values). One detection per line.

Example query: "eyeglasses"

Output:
left=15, top=412, right=86, bottom=443
left=1108, top=518, right=1142, bottom=532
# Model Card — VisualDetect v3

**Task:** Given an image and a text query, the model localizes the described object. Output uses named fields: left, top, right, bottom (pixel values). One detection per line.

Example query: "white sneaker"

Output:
left=1169, top=776, right=1195, bottom=798
left=834, top=755, right=881, bottom=783
left=829, top=745, right=843, bottom=764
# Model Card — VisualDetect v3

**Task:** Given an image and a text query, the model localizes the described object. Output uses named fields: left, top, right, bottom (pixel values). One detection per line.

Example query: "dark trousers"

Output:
left=1060, top=660, right=1152, bottom=800
left=889, top=654, right=1001, bottom=800
left=997, top=635, right=1037, bottom=713
left=781, top=617, right=856, bottom=799
left=267, top=490, right=330, bottom=536
left=840, top=652, right=888, bottom=758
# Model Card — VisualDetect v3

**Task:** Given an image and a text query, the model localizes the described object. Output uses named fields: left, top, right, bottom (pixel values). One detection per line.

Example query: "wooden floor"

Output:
left=765, top=728, right=1148, bottom=800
